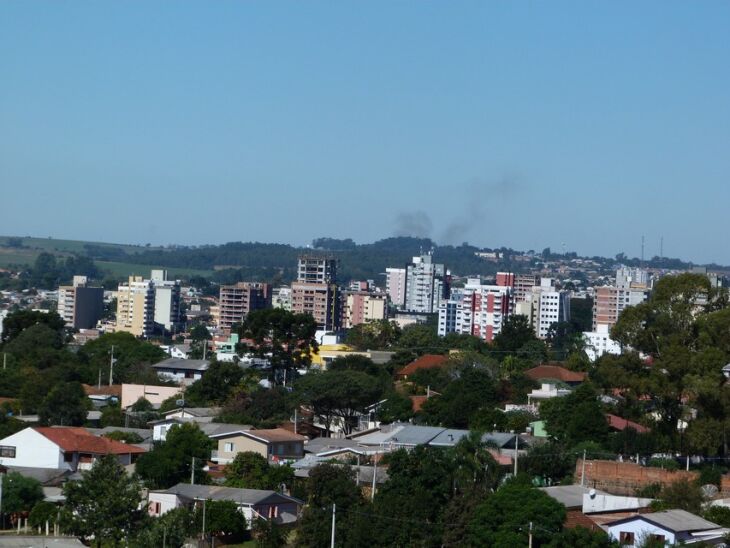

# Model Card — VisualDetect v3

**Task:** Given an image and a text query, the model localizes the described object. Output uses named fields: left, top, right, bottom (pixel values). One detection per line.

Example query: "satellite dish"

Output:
left=176, top=399, right=185, bottom=407
left=589, top=488, right=596, bottom=498
left=701, top=484, right=719, bottom=498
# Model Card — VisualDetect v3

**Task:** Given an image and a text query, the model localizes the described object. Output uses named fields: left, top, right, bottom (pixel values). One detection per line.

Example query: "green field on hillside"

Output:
left=95, top=260, right=213, bottom=279
left=0, top=235, right=212, bottom=278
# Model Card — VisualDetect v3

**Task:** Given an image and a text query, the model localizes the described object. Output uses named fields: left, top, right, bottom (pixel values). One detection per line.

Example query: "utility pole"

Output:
left=202, top=340, right=207, bottom=360
left=513, top=435, right=519, bottom=476
left=528, top=521, right=533, bottom=548
left=371, top=454, right=378, bottom=501
left=294, top=408, right=298, bottom=435
left=580, top=449, right=587, bottom=486
left=330, top=503, right=336, bottom=548
left=109, top=345, right=115, bottom=385
left=201, top=499, right=206, bottom=540
left=97, top=369, right=101, bottom=390
left=191, top=457, right=195, bottom=484
left=2, top=353, right=6, bottom=370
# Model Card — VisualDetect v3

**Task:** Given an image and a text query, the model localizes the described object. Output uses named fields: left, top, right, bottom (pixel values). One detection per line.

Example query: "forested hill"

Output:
left=116, top=237, right=525, bottom=283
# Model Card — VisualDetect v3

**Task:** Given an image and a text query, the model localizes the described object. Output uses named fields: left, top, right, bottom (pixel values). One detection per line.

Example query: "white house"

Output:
left=148, top=483, right=303, bottom=528
left=606, top=509, right=727, bottom=546
left=0, top=427, right=146, bottom=471
left=151, top=358, right=209, bottom=385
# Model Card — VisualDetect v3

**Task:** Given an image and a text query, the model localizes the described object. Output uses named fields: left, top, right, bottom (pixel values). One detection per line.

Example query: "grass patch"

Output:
left=96, top=260, right=213, bottom=279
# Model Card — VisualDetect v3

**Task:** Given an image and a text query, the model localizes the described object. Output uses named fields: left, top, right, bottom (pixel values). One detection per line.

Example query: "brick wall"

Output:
left=575, top=459, right=699, bottom=495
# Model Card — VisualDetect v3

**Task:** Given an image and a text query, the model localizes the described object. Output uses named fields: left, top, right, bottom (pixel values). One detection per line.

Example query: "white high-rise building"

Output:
left=615, top=267, right=650, bottom=289
left=151, top=270, right=182, bottom=333
left=515, top=278, right=570, bottom=339
left=437, top=279, right=510, bottom=342
left=403, top=253, right=448, bottom=314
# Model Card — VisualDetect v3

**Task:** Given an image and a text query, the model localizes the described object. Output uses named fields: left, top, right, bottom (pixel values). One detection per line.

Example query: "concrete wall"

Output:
left=122, top=384, right=181, bottom=409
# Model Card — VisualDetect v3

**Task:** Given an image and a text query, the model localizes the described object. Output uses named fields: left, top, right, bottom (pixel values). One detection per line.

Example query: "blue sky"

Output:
left=1, top=2, right=729, bottom=263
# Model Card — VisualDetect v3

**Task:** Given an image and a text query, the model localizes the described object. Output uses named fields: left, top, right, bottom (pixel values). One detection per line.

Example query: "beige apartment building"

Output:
left=115, top=276, right=155, bottom=337
left=291, top=255, right=340, bottom=330
left=217, top=282, right=271, bottom=330
left=342, top=291, right=387, bottom=328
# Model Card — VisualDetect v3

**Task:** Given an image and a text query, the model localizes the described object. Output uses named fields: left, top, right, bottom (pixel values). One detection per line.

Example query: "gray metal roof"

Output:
left=540, top=485, right=607, bottom=508
left=7, top=466, right=70, bottom=486
left=386, top=425, right=445, bottom=446
left=161, top=407, right=220, bottom=417
left=152, top=358, right=210, bottom=371
left=200, top=423, right=254, bottom=437
left=156, top=483, right=302, bottom=506
left=87, top=426, right=153, bottom=443
left=305, top=437, right=364, bottom=454
left=639, top=509, right=720, bottom=532
left=428, top=429, right=469, bottom=446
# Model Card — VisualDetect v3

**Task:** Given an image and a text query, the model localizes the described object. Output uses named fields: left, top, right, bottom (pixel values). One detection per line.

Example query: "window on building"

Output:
left=0, top=446, right=16, bottom=458
left=224, top=442, right=234, bottom=452
left=649, top=534, right=665, bottom=543
left=63, top=452, right=74, bottom=463
left=619, top=531, right=635, bottom=545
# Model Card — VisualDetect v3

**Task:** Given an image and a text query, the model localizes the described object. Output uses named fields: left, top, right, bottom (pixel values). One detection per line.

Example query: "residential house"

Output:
left=148, top=483, right=302, bottom=527
left=151, top=358, right=209, bottom=385
left=606, top=509, right=727, bottom=546
left=0, top=427, right=145, bottom=471
left=211, top=428, right=306, bottom=464
left=524, top=365, right=587, bottom=386
left=395, top=354, right=449, bottom=381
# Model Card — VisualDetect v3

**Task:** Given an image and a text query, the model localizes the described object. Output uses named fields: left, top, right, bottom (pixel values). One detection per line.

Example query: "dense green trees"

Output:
left=466, top=476, right=566, bottom=547
left=1, top=473, right=44, bottom=514
left=38, top=381, right=89, bottom=426
left=296, top=369, right=383, bottom=436
left=295, top=464, right=370, bottom=548
left=224, top=452, right=294, bottom=490
left=238, top=309, right=318, bottom=383
left=62, top=455, right=146, bottom=546
left=136, top=423, right=212, bottom=489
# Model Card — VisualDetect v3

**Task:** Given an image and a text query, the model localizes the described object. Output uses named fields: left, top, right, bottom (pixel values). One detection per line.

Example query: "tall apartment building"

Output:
left=57, top=276, right=104, bottom=330
left=341, top=284, right=388, bottom=329
left=385, top=268, right=407, bottom=309
left=150, top=270, right=182, bottom=333
left=592, top=285, right=647, bottom=329
left=218, top=282, right=272, bottom=330
left=615, top=267, right=650, bottom=289
left=511, top=278, right=570, bottom=339
left=116, top=276, right=155, bottom=338
left=403, top=253, right=449, bottom=314
left=291, top=255, right=340, bottom=331
left=535, top=282, right=571, bottom=339
left=591, top=267, right=649, bottom=330
left=513, top=274, right=540, bottom=302
left=437, top=279, right=510, bottom=342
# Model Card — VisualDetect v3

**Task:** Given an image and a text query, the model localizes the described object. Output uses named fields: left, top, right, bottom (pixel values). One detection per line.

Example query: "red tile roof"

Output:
left=396, top=354, right=449, bottom=378
left=34, top=427, right=146, bottom=455
left=605, top=414, right=651, bottom=434
left=525, top=365, right=587, bottom=383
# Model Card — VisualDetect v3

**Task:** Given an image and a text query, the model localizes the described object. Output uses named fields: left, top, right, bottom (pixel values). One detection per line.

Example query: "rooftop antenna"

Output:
left=641, top=235, right=645, bottom=263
